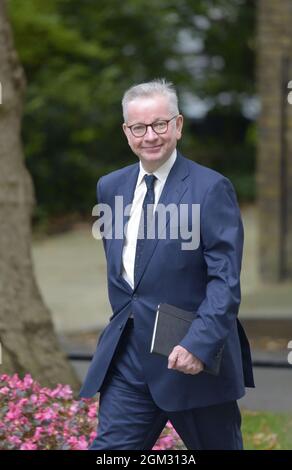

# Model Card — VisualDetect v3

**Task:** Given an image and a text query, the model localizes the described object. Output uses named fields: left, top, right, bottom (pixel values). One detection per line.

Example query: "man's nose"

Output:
left=144, top=126, right=158, bottom=140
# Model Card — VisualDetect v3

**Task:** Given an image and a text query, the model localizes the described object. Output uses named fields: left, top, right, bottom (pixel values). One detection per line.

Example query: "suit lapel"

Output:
left=113, top=164, right=139, bottom=284
left=133, top=153, right=189, bottom=290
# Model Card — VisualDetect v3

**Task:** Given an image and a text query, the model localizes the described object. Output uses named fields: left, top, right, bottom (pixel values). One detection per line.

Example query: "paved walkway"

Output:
left=32, top=226, right=111, bottom=333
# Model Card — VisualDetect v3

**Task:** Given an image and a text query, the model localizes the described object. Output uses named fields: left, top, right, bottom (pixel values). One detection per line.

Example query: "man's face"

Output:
left=123, top=95, right=183, bottom=171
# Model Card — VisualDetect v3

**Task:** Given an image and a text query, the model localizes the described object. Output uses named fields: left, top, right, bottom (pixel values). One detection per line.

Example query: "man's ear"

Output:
left=122, top=123, right=129, bottom=138
left=176, top=114, right=184, bottom=139
left=122, top=123, right=131, bottom=145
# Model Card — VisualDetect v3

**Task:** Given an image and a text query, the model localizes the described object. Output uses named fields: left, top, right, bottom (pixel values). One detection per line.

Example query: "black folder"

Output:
left=150, top=303, right=223, bottom=375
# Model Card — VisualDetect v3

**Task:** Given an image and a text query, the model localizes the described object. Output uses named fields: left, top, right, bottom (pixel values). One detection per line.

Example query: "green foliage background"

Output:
left=8, top=0, right=256, bottom=223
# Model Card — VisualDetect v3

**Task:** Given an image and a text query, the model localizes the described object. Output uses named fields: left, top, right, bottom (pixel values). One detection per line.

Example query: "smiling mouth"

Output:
left=143, top=145, right=162, bottom=149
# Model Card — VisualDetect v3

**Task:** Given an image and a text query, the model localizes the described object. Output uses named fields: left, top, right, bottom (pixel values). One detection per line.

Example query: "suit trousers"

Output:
left=89, top=319, right=243, bottom=450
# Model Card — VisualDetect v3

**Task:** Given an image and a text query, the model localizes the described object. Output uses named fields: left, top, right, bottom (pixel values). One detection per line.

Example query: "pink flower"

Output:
left=68, top=436, right=88, bottom=450
left=88, top=403, right=98, bottom=418
left=0, top=374, right=9, bottom=382
left=89, top=431, right=97, bottom=442
left=23, top=374, right=34, bottom=389
left=30, top=394, right=38, bottom=404
left=0, top=373, right=183, bottom=451
left=9, top=436, right=22, bottom=445
left=76, top=436, right=88, bottom=450
left=49, top=384, right=72, bottom=399
left=5, top=402, right=23, bottom=421
left=33, top=426, right=43, bottom=440
left=70, top=403, right=79, bottom=414
left=35, top=407, right=57, bottom=422
left=20, top=442, right=38, bottom=450
left=46, top=424, right=57, bottom=436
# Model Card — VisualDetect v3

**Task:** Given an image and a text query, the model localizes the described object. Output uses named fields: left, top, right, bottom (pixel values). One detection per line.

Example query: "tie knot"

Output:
left=144, top=174, right=156, bottom=191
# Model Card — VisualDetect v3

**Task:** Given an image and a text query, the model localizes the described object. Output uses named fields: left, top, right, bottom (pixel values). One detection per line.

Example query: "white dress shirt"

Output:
left=121, top=149, right=177, bottom=289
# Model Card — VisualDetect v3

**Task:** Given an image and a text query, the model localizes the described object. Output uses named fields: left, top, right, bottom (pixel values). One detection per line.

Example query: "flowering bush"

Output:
left=0, top=374, right=183, bottom=450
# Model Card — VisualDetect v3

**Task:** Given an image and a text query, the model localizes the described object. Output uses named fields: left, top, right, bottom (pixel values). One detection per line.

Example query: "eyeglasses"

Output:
left=126, top=115, right=178, bottom=137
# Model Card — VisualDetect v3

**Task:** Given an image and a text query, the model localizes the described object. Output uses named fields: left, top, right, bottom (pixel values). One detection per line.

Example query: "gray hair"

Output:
left=122, top=78, right=179, bottom=122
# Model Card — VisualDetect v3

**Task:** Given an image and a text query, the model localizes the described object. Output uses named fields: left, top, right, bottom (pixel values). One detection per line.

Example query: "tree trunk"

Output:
left=0, top=0, right=80, bottom=390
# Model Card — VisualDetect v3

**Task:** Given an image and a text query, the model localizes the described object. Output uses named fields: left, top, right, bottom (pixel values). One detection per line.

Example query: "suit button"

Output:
left=133, top=294, right=138, bottom=300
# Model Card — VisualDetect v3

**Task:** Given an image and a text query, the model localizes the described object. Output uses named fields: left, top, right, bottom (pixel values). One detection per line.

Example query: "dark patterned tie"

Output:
left=134, top=174, right=156, bottom=285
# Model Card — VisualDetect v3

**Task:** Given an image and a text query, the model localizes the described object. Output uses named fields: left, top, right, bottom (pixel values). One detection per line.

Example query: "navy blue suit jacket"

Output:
left=79, top=153, right=254, bottom=411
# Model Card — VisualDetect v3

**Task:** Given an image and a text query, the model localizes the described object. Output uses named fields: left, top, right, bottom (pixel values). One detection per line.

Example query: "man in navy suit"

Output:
left=80, top=78, right=254, bottom=450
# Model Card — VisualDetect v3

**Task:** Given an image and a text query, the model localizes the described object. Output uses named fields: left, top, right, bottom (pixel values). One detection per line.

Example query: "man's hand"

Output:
left=168, top=345, right=204, bottom=375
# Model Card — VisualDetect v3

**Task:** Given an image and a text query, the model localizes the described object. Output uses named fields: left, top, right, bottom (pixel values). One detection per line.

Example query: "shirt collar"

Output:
left=137, top=149, right=177, bottom=187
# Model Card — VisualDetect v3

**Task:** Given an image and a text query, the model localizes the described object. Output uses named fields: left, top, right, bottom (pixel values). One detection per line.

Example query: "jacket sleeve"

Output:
left=95, top=177, right=107, bottom=254
left=179, top=177, right=244, bottom=369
